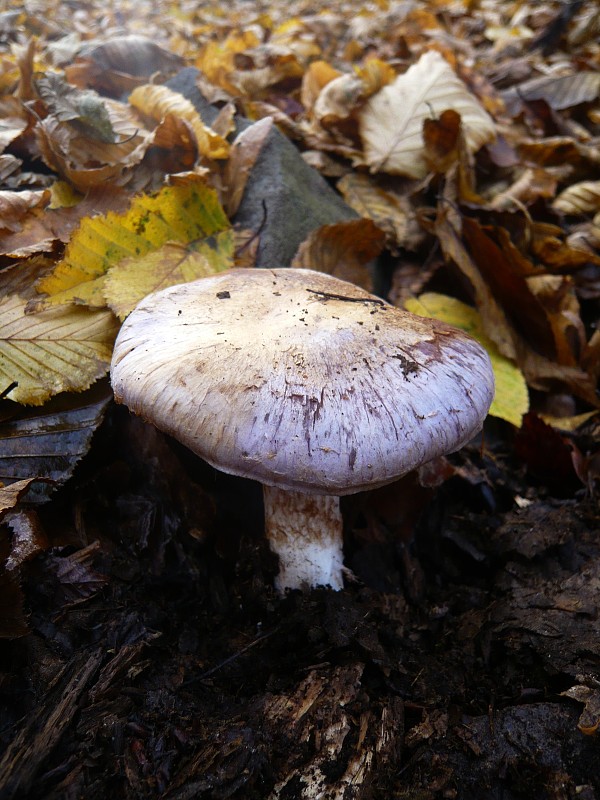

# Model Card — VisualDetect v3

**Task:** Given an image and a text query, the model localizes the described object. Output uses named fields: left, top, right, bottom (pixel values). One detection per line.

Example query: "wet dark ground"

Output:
left=1, top=405, right=599, bottom=800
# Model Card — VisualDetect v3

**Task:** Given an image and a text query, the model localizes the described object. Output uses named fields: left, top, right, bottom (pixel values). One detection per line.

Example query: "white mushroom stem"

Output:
left=263, top=485, right=345, bottom=593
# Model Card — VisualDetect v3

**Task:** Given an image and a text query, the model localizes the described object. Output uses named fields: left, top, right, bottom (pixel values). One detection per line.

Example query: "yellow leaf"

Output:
left=105, top=230, right=235, bottom=320
left=404, top=292, right=529, bottom=427
left=129, top=84, right=230, bottom=160
left=35, top=177, right=230, bottom=309
left=0, top=264, right=118, bottom=406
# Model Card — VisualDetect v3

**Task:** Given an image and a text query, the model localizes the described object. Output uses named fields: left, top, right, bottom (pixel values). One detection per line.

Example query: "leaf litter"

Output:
left=0, top=1, right=599, bottom=797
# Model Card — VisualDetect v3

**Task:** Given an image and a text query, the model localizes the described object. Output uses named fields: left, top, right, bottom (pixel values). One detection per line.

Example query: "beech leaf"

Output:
left=553, top=180, right=600, bottom=216
left=129, top=84, right=230, bottom=160
left=0, top=382, right=112, bottom=502
left=359, top=50, right=496, bottom=178
left=0, top=263, right=118, bottom=406
left=105, top=230, right=235, bottom=320
left=34, top=176, right=230, bottom=309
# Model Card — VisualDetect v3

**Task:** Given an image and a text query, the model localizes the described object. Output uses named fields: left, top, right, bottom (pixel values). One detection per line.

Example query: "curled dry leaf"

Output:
left=0, top=185, right=130, bottom=260
left=562, top=685, right=600, bottom=736
left=337, top=172, right=418, bottom=251
left=3, top=509, right=48, bottom=571
left=35, top=105, right=150, bottom=192
left=423, top=108, right=462, bottom=175
left=301, top=60, right=341, bottom=110
left=0, top=479, right=39, bottom=518
left=291, top=218, right=385, bottom=289
left=501, top=71, right=600, bottom=115
left=553, top=180, right=600, bottom=216
left=35, top=72, right=118, bottom=144
left=67, top=34, right=184, bottom=92
left=224, top=116, right=273, bottom=217
left=129, top=84, right=229, bottom=160
left=435, top=209, right=598, bottom=405
left=490, top=167, right=559, bottom=210
left=0, top=189, right=49, bottom=233
left=359, top=50, right=496, bottom=178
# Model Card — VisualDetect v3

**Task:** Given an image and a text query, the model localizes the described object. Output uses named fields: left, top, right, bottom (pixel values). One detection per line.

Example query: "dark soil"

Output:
left=1, top=403, right=599, bottom=800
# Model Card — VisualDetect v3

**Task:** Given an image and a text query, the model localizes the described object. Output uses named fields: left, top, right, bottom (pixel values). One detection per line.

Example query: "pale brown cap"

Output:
left=111, top=268, right=495, bottom=494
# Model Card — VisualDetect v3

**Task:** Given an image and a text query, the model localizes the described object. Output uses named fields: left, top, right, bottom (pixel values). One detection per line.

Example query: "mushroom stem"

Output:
left=263, top=485, right=345, bottom=593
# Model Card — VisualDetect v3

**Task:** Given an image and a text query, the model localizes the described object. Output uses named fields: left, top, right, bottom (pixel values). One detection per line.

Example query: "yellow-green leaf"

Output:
left=404, top=292, right=529, bottom=427
left=34, top=177, right=230, bottom=309
left=1, top=265, right=119, bottom=406
left=104, top=230, right=235, bottom=320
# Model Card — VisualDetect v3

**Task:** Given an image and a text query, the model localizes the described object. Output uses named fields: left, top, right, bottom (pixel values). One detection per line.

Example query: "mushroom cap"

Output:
left=111, top=268, right=494, bottom=495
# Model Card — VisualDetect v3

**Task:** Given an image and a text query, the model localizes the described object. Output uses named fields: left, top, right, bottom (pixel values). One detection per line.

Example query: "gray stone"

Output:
left=167, top=68, right=357, bottom=268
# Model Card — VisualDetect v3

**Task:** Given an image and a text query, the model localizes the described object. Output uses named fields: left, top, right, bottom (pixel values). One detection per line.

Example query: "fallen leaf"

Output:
left=300, top=60, right=341, bottom=110
left=291, top=218, right=385, bottom=289
left=105, top=231, right=235, bottom=320
left=224, top=117, right=274, bottom=217
left=337, top=172, right=420, bottom=252
left=461, top=216, right=557, bottom=358
left=0, top=382, right=112, bottom=501
left=66, top=34, right=184, bottom=95
left=0, top=189, right=49, bottom=233
left=423, top=108, right=461, bottom=174
left=3, top=509, right=48, bottom=571
left=36, top=71, right=119, bottom=144
left=502, top=71, right=600, bottom=115
left=35, top=176, right=230, bottom=308
left=0, top=185, right=130, bottom=258
left=0, top=479, right=39, bottom=518
left=553, top=180, right=600, bottom=216
left=562, top=685, right=600, bottom=736
left=514, top=413, right=582, bottom=494
left=404, top=292, right=529, bottom=427
left=129, top=83, right=230, bottom=160
left=359, top=50, right=496, bottom=178
left=0, top=262, right=118, bottom=405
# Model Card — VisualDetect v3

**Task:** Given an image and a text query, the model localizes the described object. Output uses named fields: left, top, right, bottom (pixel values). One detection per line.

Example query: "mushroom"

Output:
left=110, top=268, right=494, bottom=593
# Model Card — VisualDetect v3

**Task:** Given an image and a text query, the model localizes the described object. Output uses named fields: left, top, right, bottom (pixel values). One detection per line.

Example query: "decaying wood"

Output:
left=0, top=648, right=104, bottom=799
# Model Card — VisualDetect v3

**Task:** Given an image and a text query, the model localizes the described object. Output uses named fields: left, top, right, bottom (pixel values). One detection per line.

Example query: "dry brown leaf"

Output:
left=291, top=218, right=385, bottom=289
left=502, top=71, right=600, bottom=115
left=490, top=168, right=559, bottom=210
left=435, top=209, right=598, bottom=405
left=553, top=180, right=600, bottom=216
left=65, top=34, right=184, bottom=95
left=129, top=84, right=230, bottom=160
left=423, top=109, right=461, bottom=175
left=526, top=274, right=586, bottom=366
left=223, top=117, right=273, bottom=217
left=0, top=185, right=130, bottom=259
left=531, top=222, right=600, bottom=270
left=0, top=190, right=49, bottom=233
left=35, top=104, right=150, bottom=191
left=337, top=172, right=418, bottom=251
left=0, top=479, right=39, bottom=518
